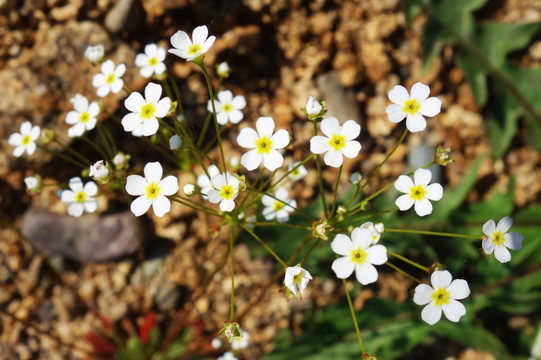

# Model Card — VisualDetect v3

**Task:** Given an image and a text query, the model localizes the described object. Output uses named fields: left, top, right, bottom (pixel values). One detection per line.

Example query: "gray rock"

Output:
left=21, top=208, right=139, bottom=262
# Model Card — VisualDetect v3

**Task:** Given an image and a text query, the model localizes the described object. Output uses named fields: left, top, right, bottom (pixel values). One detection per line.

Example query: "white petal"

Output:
left=125, top=92, right=145, bottom=112
left=228, top=110, right=244, bottom=124
left=320, top=117, right=340, bottom=138
left=154, top=97, right=171, bottom=118
left=220, top=199, right=235, bottom=212
left=394, top=175, right=414, bottom=193
left=83, top=181, right=98, bottom=196
left=341, top=140, right=361, bottom=159
left=114, top=63, right=126, bottom=77
left=410, top=82, right=430, bottom=102
left=355, top=263, right=378, bottom=285
left=192, top=25, right=209, bottom=45
left=442, top=299, right=466, bottom=322
left=366, top=244, right=387, bottom=265
left=386, top=104, right=407, bottom=123
left=447, top=279, right=470, bottom=300
left=494, top=246, right=512, bottom=263
left=350, top=228, right=372, bottom=249
left=241, top=149, right=262, bottom=171
left=61, top=190, right=75, bottom=203
left=430, top=270, right=452, bottom=288
left=122, top=113, right=143, bottom=132
left=341, top=120, right=360, bottom=140
left=405, top=113, right=427, bottom=133
left=331, top=257, right=355, bottom=279
left=72, top=95, right=89, bottom=113
left=232, top=95, right=246, bottom=109
left=262, top=150, right=284, bottom=171
left=395, top=194, right=414, bottom=211
left=84, top=199, right=98, bottom=213
left=388, top=85, right=409, bottom=104
left=8, top=133, right=22, bottom=146
left=152, top=195, right=171, bottom=217
left=69, top=177, right=84, bottom=191
left=425, top=183, right=443, bottom=201
left=256, top=117, right=275, bottom=138
left=12, top=145, right=25, bottom=157
left=237, top=128, right=259, bottom=149
left=413, top=168, right=432, bottom=187
left=131, top=196, right=152, bottom=216
left=141, top=118, right=159, bottom=136
left=144, top=162, right=163, bottom=183
left=96, top=84, right=110, bottom=97
left=496, top=216, right=513, bottom=233
left=101, top=60, right=114, bottom=74
left=210, top=173, right=226, bottom=189
left=323, top=150, right=343, bottom=167
left=25, top=142, right=36, bottom=155
left=68, top=203, right=84, bottom=217
left=154, top=63, right=166, bottom=75
left=414, top=198, right=433, bottom=216
left=217, top=90, right=233, bottom=103
left=331, top=234, right=353, bottom=256
left=421, top=303, right=442, bottom=325
left=207, top=189, right=221, bottom=204
left=88, top=102, right=100, bottom=117
left=310, top=136, right=331, bottom=154
left=125, top=175, right=147, bottom=195
left=413, top=284, right=434, bottom=305
left=274, top=187, right=289, bottom=201
left=68, top=124, right=84, bottom=137
left=261, top=194, right=274, bottom=207
left=145, top=82, right=162, bottom=104
left=170, top=30, right=191, bottom=51
left=92, top=73, right=106, bottom=88
left=216, top=112, right=229, bottom=125
left=110, top=79, right=124, bottom=93
left=168, top=48, right=189, bottom=60
left=482, top=219, right=496, bottom=236
left=135, top=53, right=148, bottom=67
left=482, top=237, right=495, bottom=254
left=159, top=175, right=179, bottom=195
left=420, top=97, right=441, bottom=117
left=201, top=36, right=216, bottom=53
left=270, top=129, right=289, bottom=149
left=504, top=232, right=523, bottom=250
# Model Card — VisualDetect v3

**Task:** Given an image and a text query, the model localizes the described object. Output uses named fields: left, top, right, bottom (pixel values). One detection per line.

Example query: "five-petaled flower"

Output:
left=261, top=187, right=296, bottom=223
left=207, top=90, right=247, bottom=125
left=122, top=82, right=171, bottom=137
left=61, top=177, right=98, bottom=217
left=169, top=25, right=216, bottom=61
left=284, top=266, right=312, bottom=296
left=394, top=168, right=443, bottom=217
left=331, top=227, right=387, bottom=285
left=125, top=162, right=179, bottom=217
left=65, top=94, right=100, bottom=137
left=310, top=116, right=361, bottom=168
left=8, top=121, right=40, bottom=157
left=135, top=43, right=167, bottom=78
left=288, top=161, right=307, bottom=181
left=207, top=172, right=239, bottom=212
left=385, top=82, right=441, bottom=133
left=413, top=270, right=470, bottom=325
left=482, top=217, right=523, bottom=263
left=237, top=117, right=290, bottom=171
left=92, top=59, right=126, bottom=97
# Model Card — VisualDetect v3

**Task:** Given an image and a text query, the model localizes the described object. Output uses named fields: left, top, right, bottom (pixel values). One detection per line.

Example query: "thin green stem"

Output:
left=229, top=226, right=235, bottom=321
left=331, top=165, right=343, bottom=215
left=342, top=278, right=366, bottom=354
left=299, top=238, right=320, bottom=265
left=97, top=122, right=117, bottom=155
left=387, top=250, right=428, bottom=273
left=241, top=224, right=287, bottom=268
left=254, top=222, right=312, bottom=231
left=385, top=261, right=422, bottom=284
left=37, top=145, right=87, bottom=168
left=53, top=139, right=91, bottom=165
left=245, top=186, right=312, bottom=221
left=385, top=228, right=484, bottom=240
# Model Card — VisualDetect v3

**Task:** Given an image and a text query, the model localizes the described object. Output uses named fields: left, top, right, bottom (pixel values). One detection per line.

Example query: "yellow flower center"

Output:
left=409, top=184, right=427, bottom=201
left=431, top=287, right=450, bottom=306
left=491, top=230, right=505, bottom=246
left=145, top=182, right=161, bottom=199
left=79, top=111, right=90, bottom=124
left=105, top=73, right=116, bottom=85
left=75, top=191, right=87, bottom=203
left=328, top=134, right=346, bottom=151
left=403, top=99, right=421, bottom=115
left=187, top=43, right=202, bottom=56
left=273, top=201, right=285, bottom=212
left=140, top=103, right=156, bottom=120
left=255, top=136, right=273, bottom=154
left=148, top=57, right=158, bottom=67
left=221, top=103, right=233, bottom=113
left=220, top=184, right=235, bottom=200
left=21, top=134, right=32, bottom=146
left=350, top=247, right=367, bottom=265
left=293, top=272, right=304, bottom=285
left=291, top=168, right=300, bottom=177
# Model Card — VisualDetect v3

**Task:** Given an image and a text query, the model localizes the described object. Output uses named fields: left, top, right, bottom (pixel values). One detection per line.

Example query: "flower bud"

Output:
left=349, top=172, right=362, bottom=185
left=435, top=145, right=454, bottom=166
left=216, top=61, right=231, bottom=78
left=84, top=45, right=105, bottom=64
left=169, top=134, right=182, bottom=150
left=24, top=175, right=42, bottom=192
left=218, top=322, right=242, bottom=344
left=305, top=96, right=323, bottom=115
left=183, top=183, right=196, bottom=196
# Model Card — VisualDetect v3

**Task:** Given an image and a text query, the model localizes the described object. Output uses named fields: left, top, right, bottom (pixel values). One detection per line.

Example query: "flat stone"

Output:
left=21, top=208, right=139, bottom=262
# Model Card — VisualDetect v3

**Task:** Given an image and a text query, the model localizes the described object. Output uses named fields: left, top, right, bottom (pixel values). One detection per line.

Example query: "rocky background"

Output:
left=1, top=0, right=541, bottom=359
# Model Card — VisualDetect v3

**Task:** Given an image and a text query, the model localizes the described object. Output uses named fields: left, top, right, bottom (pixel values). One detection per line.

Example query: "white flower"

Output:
left=394, top=168, right=443, bottom=217
left=349, top=172, right=362, bottom=185
left=65, top=94, right=100, bottom=137
left=169, top=25, right=216, bottom=61
left=169, top=134, right=182, bottom=149
left=113, top=152, right=127, bottom=166
left=60, top=177, right=98, bottom=217
left=385, top=82, right=441, bottom=133
left=482, top=217, right=523, bottom=263
left=183, top=183, right=196, bottom=196
left=413, top=270, right=470, bottom=325
left=231, top=329, right=249, bottom=350
left=84, top=44, right=104, bottom=63
left=310, top=117, right=361, bottom=168
left=305, top=96, right=322, bottom=115
left=237, top=117, right=289, bottom=171
left=216, top=61, right=231, bottom=78
left=207, top=90, right=246, bottom=125
left=288, top=161, right=307, bottom=181
left=8, top=121, right=40, bottom=157
left=125, top=162, right=179, bottom=217
left=207, top=173, right=239, bottom=212
left=261, top=188, right=296, bottom=223
left=122, top=82, right=171, bottom=137
left=360, top=222, right=383, bottom=244
left=135, top=43, right=166, bottom=78
left=92, top=60, right=126, bottom=97
left=218, top=352, right=238, bottom=360
left=24, top=176, right=40, bottom=190
left=89, top=160, right=109, bottom=180
left=331, top=228, right=387, bottom=285
left=284, top=266, right=312, bottom=296
left=196, top=165, right=220, bottom=198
